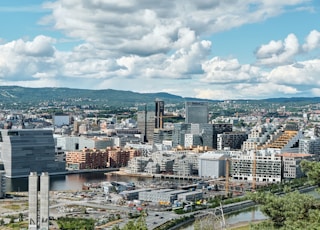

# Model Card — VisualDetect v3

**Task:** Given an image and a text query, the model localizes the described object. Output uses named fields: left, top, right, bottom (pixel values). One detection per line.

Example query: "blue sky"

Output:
left=0, top=0, right=320, bottom=100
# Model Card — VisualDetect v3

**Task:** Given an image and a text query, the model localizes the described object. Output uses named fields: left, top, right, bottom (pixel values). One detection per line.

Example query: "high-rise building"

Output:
left=28, top=172, right=38, bottom=230
left=137, top=110, right=155, bottom=143
left=40, top=172, right=49, bottom=230
left=172, top=123, right=232, bottom=149
left=185, top=101, right=208, bottom=124
left=28, top=172, right=50, bottom=230
left=0, top=171, right=5, bottom=198
left=155, top=99, right=164, bottom=129
left=0, top=129, right=66, bottom=178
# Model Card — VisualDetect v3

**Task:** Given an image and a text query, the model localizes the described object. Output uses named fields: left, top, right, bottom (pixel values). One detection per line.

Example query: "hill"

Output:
left=0, top=86, right=210, bottom=109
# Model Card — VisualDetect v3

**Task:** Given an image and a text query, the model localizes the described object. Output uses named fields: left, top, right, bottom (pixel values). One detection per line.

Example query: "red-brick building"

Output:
left=66, top=148, right=108, bottom=170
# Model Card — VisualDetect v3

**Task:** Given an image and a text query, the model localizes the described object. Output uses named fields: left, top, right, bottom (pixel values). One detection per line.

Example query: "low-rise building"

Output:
left=177, top=190, right=203, bottom=202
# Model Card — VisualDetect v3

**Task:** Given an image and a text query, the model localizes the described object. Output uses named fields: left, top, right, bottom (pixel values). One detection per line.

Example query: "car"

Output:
left=153, top=222, right=157, bottom=224
left=155, top=214, right=159, bottom=216
left=159, top=216, right=164, bottom=219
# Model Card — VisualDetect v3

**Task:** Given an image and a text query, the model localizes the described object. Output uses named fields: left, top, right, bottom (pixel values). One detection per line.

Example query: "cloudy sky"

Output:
left=0, top=0, right=320, bottom=100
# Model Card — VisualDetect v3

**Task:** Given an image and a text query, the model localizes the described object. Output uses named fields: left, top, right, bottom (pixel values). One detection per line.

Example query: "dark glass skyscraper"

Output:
left=185, top=101, right=208, bottom=124
left=155, top=99, right=164, bottom=129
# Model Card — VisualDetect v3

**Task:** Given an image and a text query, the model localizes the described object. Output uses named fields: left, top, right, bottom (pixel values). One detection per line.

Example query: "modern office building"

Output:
left=153, top=128, right=173, bottom=144
left=217, top=132, right=248, bottom=150
left=28, top=172, right=50, bottom=230
left=137, top=110, right=155, bottom=143
left=172, top=123, right=232, bottom=149
left=185, top=101, right=208, bottom=124
left=155, top=99, right=165, bottom=129
left=0, top=129, right=66, bottom=178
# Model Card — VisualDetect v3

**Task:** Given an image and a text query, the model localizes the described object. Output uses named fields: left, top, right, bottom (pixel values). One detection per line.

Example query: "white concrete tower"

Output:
left=40, top=172, right=49, bottom=230
left=28, top=172, right=38, bottom=230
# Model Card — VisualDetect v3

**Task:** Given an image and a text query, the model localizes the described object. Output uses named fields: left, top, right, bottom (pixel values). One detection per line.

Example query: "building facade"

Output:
left=217, top=132, right=248, bottom=150
left=0, top=129, right=66, bottom=178
left=185, top=101, right=208, bottom=124
left=155, top=99, right=164, bottom=129
left=66, top=148, right=108, bottom=170
left=137, top=111, right=155, bottom=143
left=198, top=152, right=226, bottom=178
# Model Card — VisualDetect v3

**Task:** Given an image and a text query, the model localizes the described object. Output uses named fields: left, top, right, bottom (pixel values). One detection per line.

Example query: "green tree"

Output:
left=18, top=213, right=23, bottom=222
left=251, top=189, right=320, bottom=228
left=300, top=160, right=320, bottom=185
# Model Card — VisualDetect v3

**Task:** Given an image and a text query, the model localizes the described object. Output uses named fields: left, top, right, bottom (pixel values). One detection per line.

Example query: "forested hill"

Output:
left=0, top=86, right=319, bottom=109
left=0, top=86, right=209, bottom=108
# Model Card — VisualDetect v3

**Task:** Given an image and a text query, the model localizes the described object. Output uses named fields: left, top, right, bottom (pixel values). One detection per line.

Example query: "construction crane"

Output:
left=225, top=158, right=230, bottom=197
left=252, top=150, right=257, bottom=191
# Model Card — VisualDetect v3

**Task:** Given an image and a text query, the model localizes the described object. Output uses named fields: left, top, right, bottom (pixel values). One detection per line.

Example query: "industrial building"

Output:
left=120, top=188, right=152, bottom=201
left=177, top=190, right=203, bottom=202
left=0, top=129, right=66, bottom=178
left=139, top=189, right=187, bottom=205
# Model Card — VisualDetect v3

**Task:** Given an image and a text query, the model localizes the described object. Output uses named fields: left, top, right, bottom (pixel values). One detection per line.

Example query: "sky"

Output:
left=0, top=0, right=320, bottom=100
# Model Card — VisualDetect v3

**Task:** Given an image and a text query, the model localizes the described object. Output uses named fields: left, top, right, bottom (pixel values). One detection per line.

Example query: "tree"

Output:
left=18, top=213, right=23, bottom=222
left=300, top=160, right=320, bottom=185
left=250, top=189, right=320, bottom=228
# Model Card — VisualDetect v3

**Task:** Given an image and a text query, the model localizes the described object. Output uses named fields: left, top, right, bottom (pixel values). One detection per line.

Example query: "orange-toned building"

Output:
left=66, top=148, right=108, bottom=170
left=107, top=147, right=140, bottom=168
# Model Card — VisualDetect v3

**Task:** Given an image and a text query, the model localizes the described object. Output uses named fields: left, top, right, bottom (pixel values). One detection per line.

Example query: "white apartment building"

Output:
left=231, top=149, right=282, bottom=183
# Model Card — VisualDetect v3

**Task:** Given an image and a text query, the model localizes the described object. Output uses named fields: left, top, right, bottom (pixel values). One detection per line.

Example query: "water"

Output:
left=180, top=206, right=267, bottom=230
left=5, top=172, right=156, bottom=192
left=181, top=189, right=320, bottom=230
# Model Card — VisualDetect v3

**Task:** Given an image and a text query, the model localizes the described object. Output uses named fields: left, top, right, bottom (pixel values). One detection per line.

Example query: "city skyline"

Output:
left=0, top=1, right=319, bottom=100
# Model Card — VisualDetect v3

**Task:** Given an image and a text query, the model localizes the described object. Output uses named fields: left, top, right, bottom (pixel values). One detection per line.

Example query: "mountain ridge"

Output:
left=0, top=86, right=319, bottom=108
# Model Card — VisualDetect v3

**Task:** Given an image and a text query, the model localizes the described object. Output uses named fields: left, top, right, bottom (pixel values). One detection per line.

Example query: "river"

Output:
left=5, top=171, right=157, bottom=192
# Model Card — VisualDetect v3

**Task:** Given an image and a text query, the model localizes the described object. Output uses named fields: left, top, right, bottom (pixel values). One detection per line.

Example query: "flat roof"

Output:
left=276, top=153, right=313, bottom=158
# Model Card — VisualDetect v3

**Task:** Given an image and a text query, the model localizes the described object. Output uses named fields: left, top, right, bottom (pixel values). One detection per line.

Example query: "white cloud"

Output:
left=0, top=0, right=318, bottom=100
left=193, top=82, right=299, bottom=100
left=302, top=30, right=320, bottom=52
left=42, top=0, right=309, bottom=57
left=267, top=59, right=320, bottom=86
left=256, top=33, right=299, bottom=66
left=201, top=57, right=262, bottom=83
left=0, top=35, right=57, bottom=81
